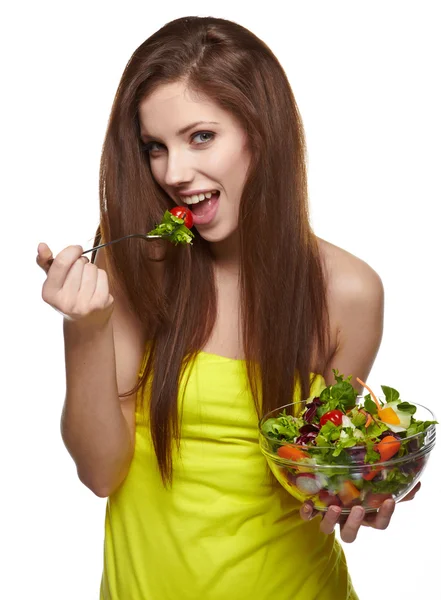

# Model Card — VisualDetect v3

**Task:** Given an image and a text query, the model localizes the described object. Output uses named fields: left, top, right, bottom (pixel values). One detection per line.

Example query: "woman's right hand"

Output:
left=36, top=242, right=114, bottom=327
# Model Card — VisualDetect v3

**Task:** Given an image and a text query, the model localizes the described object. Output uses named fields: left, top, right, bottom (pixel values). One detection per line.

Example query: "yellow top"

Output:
left=100, top=351, right=358, bottom=600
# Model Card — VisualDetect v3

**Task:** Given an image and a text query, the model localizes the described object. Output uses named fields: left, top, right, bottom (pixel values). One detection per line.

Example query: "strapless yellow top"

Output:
left=100, top=351, right=358, bottom=600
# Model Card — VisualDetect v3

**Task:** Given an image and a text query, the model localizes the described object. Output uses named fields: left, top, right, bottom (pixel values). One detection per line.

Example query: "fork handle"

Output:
left=47, top=233, right=164, bottom=267
left=81, top=233, right=160, bottom=255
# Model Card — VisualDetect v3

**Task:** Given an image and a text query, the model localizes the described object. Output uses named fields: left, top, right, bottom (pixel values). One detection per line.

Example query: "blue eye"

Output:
left=141, top=141, right=163, bottom=153
left=140, top=131, right=215, bottom=154
left=193, top=132, right=214, bottom=144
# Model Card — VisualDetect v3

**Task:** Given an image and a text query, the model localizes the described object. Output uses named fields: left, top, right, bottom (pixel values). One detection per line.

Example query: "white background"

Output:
left=2, top=1, right=440, bottom=598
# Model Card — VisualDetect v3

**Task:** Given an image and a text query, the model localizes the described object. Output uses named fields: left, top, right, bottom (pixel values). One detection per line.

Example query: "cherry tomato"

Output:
left=170, top=206, right=194, bottom=229
left=319, top=409, right=344, bottom=427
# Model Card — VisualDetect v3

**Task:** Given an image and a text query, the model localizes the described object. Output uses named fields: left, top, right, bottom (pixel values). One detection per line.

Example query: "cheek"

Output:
left=148, top=159, right=163, bottom=183
left=147, top=152, right=173, bottom=184
left=207, top=147, right=247, bottom=187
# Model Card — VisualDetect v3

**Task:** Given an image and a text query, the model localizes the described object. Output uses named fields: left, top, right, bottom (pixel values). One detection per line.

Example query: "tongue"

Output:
left=191, top=192, right=219, bottom=216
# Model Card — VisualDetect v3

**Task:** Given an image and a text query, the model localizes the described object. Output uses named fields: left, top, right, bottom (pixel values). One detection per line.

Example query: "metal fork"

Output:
left=47, top=232, right=173, bottom=266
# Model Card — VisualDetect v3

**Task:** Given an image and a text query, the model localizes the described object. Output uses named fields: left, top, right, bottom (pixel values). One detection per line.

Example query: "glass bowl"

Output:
left=259, top=398, right=436, bottom=514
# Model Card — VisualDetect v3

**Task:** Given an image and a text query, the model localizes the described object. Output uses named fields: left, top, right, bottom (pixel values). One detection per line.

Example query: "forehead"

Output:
left=138, top=81, right=228, bottom=136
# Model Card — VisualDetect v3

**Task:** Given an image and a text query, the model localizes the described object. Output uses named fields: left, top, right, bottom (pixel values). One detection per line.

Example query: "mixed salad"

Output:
left=260, top=370, right=437, bottom=510
left=147, top=206, right=195, bottom=245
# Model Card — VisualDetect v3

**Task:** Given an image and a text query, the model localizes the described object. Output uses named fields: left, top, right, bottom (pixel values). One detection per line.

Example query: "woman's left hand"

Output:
left=299, top=482, right=421, bottom=543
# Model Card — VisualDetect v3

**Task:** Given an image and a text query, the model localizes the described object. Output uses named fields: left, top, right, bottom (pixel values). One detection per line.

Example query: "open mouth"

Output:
left=187, top=191, right=220, bottom=217
left=183, top=191, right=221, bottom=225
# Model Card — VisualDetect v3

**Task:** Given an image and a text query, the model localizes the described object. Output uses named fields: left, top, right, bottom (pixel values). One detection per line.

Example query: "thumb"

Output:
left=36, top=242, right=54, bottom=273
left=300, top=500, right=318, bottom=521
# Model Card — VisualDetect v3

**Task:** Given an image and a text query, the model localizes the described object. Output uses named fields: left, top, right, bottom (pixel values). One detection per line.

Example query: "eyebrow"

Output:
left=140, top=121, right=220, bottom=141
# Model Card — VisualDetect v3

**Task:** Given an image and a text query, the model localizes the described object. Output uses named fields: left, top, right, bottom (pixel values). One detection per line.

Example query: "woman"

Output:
left=36, top=16, right=419, bottom=600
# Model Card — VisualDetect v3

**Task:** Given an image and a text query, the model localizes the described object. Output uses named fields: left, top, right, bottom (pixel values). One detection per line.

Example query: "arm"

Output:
left=322, top=252, right=384, bottom=390
left=301, top=247, right=389, bottom=541
left=60, top=247, right=146, bottom=497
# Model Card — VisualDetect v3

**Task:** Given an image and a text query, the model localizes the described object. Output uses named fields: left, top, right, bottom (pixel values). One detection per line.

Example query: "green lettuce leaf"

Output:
left=315, top=421, right=341, bottom=446
left=407, top=420, right=438, bottom=436
left=365, top=442, right=381, bottom=464
left=370, top=468, right=414, bottom=493
left=396, top=402, right=417, bottom=415
left=381, top=386, right=400, bottom=403
left=332, top=434, right=358, bottom=457
left=366, top=420, right=389, bottom=439
left=364, top=394, right=378, bottom=416
left=318, top=369, right=357, bottom=413
left=260, top=412, right=302, bottom=442
left=351, top=409, right=367, bottom=428
left=147, top=211, right=195, bottom=245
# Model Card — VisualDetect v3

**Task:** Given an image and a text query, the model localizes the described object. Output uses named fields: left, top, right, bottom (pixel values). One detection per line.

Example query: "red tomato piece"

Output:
left=319, top=409, right=344, bottom=427
left=170, top=206, right=194, bottom=229
left=318, top=489, right=342, bottom=507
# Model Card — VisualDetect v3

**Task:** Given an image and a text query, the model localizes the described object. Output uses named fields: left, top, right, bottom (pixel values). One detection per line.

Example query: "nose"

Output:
left=163, top=149, right=193, bottom=188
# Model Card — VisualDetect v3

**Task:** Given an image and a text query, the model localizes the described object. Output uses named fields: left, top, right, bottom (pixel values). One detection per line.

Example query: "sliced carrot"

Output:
left=277, top=445, right=308, bottom=461
left=339, top=480, right=361, bottom=506
left=362, top=467, right=381, bottom=481
left=359, top=408, right=373, bottom=428
left=378, top=407, right=400, bottom=425
left=376, top=436, right=401, bottom=462
left=362, top=435, right=401, bottom=480
left=356, top=377, right=382, bottom=410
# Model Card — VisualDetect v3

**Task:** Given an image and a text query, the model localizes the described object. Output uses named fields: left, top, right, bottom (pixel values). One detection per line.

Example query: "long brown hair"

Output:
left=94, top=16, right=330, bottom=485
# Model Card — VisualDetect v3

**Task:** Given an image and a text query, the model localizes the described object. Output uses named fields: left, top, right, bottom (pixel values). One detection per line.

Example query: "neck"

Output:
left=209, top=229, right=240, bottom=273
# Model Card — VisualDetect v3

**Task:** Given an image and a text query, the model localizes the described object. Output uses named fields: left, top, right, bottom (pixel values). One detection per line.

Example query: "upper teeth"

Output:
left=180, top=190, right=218, bottom=205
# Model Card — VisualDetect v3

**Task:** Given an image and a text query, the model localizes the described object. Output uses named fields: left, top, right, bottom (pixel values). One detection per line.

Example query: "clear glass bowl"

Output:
left=259, top=398, right=436, bottom=514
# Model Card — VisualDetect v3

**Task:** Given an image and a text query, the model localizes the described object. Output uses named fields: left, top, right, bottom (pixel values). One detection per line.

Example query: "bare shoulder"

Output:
left=316, top=237, right=384, bottom=387
left=317, top=237, right=384, bottom=308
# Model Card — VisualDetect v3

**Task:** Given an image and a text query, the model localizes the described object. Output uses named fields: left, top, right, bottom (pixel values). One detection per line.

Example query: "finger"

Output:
left=44, top=246, right=85, bottom=292
left=92, top=268, right=113, bottom=309
left=339, top=506, right=365, bottom=543
left=319, top=506, right=342, bottom=535
left=300, top=501, right=319, bottom=521
left=400, top=481, right=421, bottom=502
left=60, top=256, right=90, bottom=299
left=367, top=499, right=395, bottom=530
left=360, top=511, right=378, bottom=527
left=36, top=242, right=54, bottom=274
left=75, top=262, right=99, bottom=308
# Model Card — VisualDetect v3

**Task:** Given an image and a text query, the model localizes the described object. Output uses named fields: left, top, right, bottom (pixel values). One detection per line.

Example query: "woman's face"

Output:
left=138, top=81, right=251, bottom=243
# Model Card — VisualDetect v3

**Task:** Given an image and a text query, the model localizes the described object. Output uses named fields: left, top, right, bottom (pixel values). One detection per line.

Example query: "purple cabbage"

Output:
left=348, top=446, right=367, bottom=465
left=299, top=424, right=320, bottom=434
left=285, top=470, right=297, bottom=485
left=405, top=438, right=420, bottom=454
left=296, top=431, right=319, bottom=445
left=303, top=397, right=323, bottom=423
left=400, top=461, right=417, bottom=475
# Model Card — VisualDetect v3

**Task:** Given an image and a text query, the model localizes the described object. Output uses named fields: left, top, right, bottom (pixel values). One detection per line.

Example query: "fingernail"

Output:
left=304, top=505, right=312, bottom=514
left=330, top=507, right=340, bottom=517
left=354, top=506, right=365, bottom=519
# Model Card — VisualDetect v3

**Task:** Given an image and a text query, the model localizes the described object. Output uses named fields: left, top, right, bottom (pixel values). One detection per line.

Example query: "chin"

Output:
left=196, top=223, right=238, bottom=244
